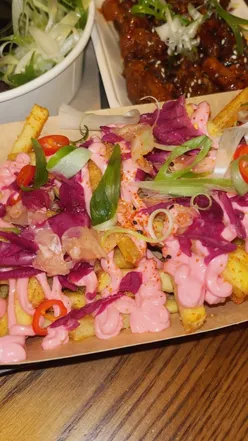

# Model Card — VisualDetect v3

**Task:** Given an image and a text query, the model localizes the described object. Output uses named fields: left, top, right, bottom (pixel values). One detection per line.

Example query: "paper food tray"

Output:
left=92, top=0, right=248, bottom=108
left=1, top=89, right=248, bottom=366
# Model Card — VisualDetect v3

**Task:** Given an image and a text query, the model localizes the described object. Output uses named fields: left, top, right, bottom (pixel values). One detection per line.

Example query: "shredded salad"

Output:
left=1, top=94, right=248, bottom=363
left=0, top=0, right=89, bottom=90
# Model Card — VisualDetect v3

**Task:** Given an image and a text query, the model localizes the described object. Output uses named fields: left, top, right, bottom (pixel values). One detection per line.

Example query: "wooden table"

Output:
left=0, top=323, right=247, bottom=441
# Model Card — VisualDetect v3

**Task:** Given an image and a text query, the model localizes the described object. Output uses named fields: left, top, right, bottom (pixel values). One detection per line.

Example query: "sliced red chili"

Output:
left=16, top=165, right=36, bottom=188
left=38, top=135, right=70, bottom=156
left=32, top=299, right=68, bottom=336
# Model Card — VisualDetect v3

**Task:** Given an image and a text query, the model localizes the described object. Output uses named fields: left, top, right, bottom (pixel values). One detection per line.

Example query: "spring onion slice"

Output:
left=47, top=145, right=76, bottom=169
left=154, top=142, right=178, bottom=151
left=137, top=178, right=235, bottom=197
left=90, top=145, right=121, bottom=226
left=147, top=209, right=174, bottom=242
left=190, top=193, right=212, bottom=211
left=230, top=155, right=248, bottom=195
left=47, top=146, right=91, bottom=179
left=101, top=227, right=161, bottom=247
left=213, top=122, right=248, bottom=178
left=21, top=138, right=48, bottom=192
left=93, top=214, right=118, bottom=232
left=155, top=135, right=212, bottom=181
left=59, top=103, right=140, bottom=130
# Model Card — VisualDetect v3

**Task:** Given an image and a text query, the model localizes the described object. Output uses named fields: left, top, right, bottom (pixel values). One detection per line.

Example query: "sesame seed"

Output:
left=221, top=39, right=225, bottom=45
left=231, top=55, right=237, bottom=59
left=147, top=41, right=153, bottom=47
left=189, top=87, right=192, bottom=92
left=215, top=73, right=219, bottom=77
left=244, top=57, right=247, bottom=63
left=187, top=92, right=191, bottom=98
left=191, top=81, right=194, bottom=86
left=198, top=79, right=202, bottom=84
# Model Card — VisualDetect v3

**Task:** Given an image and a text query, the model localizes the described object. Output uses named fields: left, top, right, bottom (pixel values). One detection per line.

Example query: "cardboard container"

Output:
left=1, top=89, right=248, bottom=365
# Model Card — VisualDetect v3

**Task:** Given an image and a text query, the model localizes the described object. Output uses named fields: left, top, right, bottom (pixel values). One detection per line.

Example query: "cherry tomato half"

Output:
left=234, top=144, right=248, bottom=160
left=32, top=299, right=68, bottom=336
left=239, top=157, right=248, bottom=183
left=38, top=135, right=70, bottom=156
left=16, top=165, right=36, bottom=188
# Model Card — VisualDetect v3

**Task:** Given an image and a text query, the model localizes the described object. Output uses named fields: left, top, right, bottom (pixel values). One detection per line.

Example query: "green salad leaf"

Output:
left=90, top=144, right=121, bottom=226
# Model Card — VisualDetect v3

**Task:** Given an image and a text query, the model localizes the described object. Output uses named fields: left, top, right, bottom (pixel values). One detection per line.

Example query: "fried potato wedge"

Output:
left=64, top=289, right=86, bottom=309
left=174, top=287, right=206, bottom=333
left=88, top=159, right=102, bottom=191
left=28, top=277, right=45, bottom=308
left=212, top=87, right=248, bottom=130
left=97, top=271, right=111, bottom=293
left=8, top=104, right=49, bottom=160
left=117, top=236, right=142, bottom=266
left=222, top=246, right=248, bottom=304
left=166, top=296, right=178, bottom=314
left=69, top=316, right=95, bottom=341
left=114, top=247, right=134, bottom=269
left=15, top=295, right=33, bottom=326
left=0, top=313, right=8, bottom=337
left=159, top=271, right=174, bottom=293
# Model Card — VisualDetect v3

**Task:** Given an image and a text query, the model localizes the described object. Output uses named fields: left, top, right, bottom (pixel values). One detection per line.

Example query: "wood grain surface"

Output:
left=0, top=324, right=247, bottom=441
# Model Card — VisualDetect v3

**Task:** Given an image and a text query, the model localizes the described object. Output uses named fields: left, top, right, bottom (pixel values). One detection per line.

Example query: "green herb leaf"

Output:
left=155, top=135, right=212, bottom=181
left=90, top=144, right=121, bottom=226
left=21, top=138, right=48, bottom=192
left=131, top=0, right=170, bottom=21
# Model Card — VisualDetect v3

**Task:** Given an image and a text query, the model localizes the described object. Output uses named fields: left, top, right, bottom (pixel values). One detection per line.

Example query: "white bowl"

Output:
left=0, top=1, right=95, bottom=124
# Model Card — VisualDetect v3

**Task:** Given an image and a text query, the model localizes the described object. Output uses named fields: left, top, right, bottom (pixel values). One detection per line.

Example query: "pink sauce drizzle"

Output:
left=16, top=278, right=35, bottom=316
left=35, top=273, right=71, bottom=312
left=164, top=238, right=232, bottom=307
left=191, top=102, right=210, bottom=136
left=95, top=255, right=170, bottom=339
left=0, top=335, right=26, bottom=363
left=0, top=153, right=30, bottom=204
left=89, top=136, right=107, bottom=173
left=41, top=325, right=69, bottom=350
left=76, top=271, right=98, bottom=302
left=80, top=164, right=92, bottom=215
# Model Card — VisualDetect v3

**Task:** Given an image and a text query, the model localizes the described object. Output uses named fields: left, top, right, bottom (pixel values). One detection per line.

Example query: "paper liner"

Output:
left=1, top=89, right=248, bottom=365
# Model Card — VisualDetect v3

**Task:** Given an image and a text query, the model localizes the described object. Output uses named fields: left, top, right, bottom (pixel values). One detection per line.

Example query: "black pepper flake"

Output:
left=169, top=204, right=174, bottom=210
left=132, top=206, right=136, bottom=211
left=137, top=230, right=143, bottom=234
left=133, top=220, right=138, bottom=225
left=166, top=255, right=172, bottom=259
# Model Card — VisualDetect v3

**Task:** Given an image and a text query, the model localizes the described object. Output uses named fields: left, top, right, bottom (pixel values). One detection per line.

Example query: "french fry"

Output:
left=88, top=160, right=102, bottom=191
left=222, top=245, right=248, bottom=304
left=15, top=294, right=33, bottom=326
left=159, top=271, right=174, bottom=293
left=212, top=87, right=248, bottom=130
left=0, top=314, right=8, bottom=337
left=166, top=296, right=178, bottom=314
left=117, top=236, right=142, bottom=266
left=64, top=289, right=86, bottom=309
left=113, top=247, right=134, bottom=269
left=174, top=287, right=206, bottom=333
left=28, top=277, right=45, bottom=308
left=69, top=316, right=95, bottom=341
left=97, top=271, right=111, bottom=293
left=8, top=104, right=49, bottom=160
